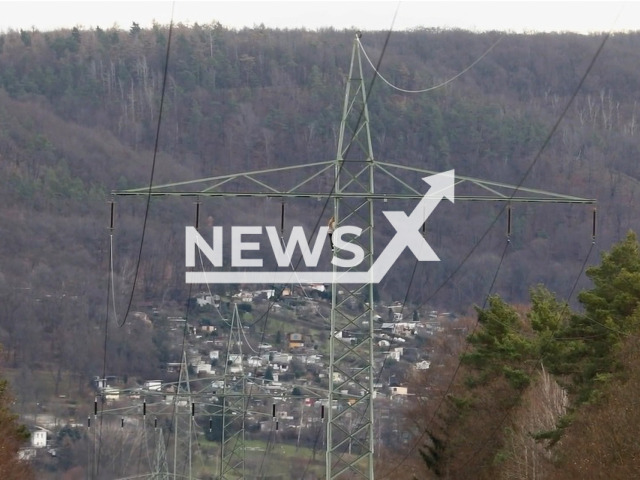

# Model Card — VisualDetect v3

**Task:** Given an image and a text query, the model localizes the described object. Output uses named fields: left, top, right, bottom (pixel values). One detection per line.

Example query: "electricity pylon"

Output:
left=113, top=33, right=596, bottom=480
left=152, top=428, right=170, bottom=480
left=326, top=33, right=377, bottom=479
left=172, top=351, right=194, bottom=479
left=220, top=304, right=247, bottom=480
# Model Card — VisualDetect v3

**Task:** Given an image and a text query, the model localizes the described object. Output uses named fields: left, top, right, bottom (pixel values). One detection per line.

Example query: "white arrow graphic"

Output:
left=186, top=170, right=454, bottom=284
left=369, top=169, right=454, bottom=282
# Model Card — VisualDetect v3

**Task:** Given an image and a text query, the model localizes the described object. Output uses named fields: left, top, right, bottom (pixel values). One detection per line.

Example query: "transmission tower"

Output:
left=326, top=33, right=376, bottom=479
left=171, top=351, right=195, bottom=479
left=220, top=304, right=247, bottom=480
left=113, top=33, right=596, bottom=480
left=152, top=428, right=170, bottom=480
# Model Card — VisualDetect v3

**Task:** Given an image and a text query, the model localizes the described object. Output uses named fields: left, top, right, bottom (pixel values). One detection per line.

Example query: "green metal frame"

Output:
left=327, top=36, right=376, bottom=480
left=220, top=305, right=246, bottom=480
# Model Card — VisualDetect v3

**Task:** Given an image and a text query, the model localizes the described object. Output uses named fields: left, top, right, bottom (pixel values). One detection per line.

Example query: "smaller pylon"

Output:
left=172, top=351, right=194, bottom=478
left=152, top=428, right=170, bottom=480
left=220, top=304, right=247, bottom=480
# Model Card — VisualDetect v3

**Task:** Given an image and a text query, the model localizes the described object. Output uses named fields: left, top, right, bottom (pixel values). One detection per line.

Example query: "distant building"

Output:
left=390, top=385, right=408, bottom=396
left=414, top=360, right=431, bottom=370
left=144, top=380, right=162, bottom=391
left=196, top=294, right=221, bottom=307
left=104, top=387, right=120, bottom=402
left=383, top=351, right=401, bottom=362
left=287, top=333, right=304, bottom=349
left=31, top=428, right=48, bottom=448
left=18, top=447, right=37, bottom=460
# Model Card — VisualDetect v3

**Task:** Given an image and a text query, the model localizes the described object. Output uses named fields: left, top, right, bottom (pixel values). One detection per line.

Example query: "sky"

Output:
left=0, top=1, right=637, bottom=34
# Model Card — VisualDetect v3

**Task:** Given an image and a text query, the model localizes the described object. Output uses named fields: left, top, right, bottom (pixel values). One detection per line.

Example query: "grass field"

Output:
left=195, top=434, right=326, bottom=479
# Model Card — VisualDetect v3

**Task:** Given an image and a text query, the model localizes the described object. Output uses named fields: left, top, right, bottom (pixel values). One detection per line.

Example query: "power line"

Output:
left=460, top=240, right=595, bottom=472
left=363, top=228, right=509, bottom=477
left=412, top=27, right=613, bottom=319
left=359, top=34, right=504, bottom=94
left=380, top=238, right=589, bottom=479
left=117, top=7, right=175, bottom=328
left=378, top=26, right=614, bottom=478
left=95, top=10, right=175, bottom=475
left=95, top=233, right=113, bottom=478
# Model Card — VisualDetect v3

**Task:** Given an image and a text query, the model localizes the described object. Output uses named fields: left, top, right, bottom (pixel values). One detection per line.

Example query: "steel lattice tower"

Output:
left=152, top=428, right=170, bottom=480
left=220, top=304, right=247, bottom=479
left=327, top=34, right=376, bottom=479
left=172, top=351, right=194, bottom=479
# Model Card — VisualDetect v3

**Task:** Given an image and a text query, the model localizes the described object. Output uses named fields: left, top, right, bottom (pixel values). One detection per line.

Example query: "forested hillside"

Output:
left=1, top=24, right=640, bottom=414
left=400, top=233, right=640, bottom=480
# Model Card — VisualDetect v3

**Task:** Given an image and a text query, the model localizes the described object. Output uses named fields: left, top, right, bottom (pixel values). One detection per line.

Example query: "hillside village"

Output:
left=19, top=283, right=454, bottom=463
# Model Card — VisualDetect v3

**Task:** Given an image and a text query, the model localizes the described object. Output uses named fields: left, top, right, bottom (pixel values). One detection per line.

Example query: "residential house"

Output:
left=272, top=353, right=292, bottom=364
left=287, top=333, right=304, bottom=349
left=196, top=363, right=213, bottom=374
left=271, top=363, right=289, bottom=372
left=414, top=360, right=431, bottom=370
left=104, top=387, right=120, bottom=402
left=19, top=447, right=37, bottom=460
left=248, top=356, right=263, bottom=368
left=390, top=385, right=408, bottom=396
left=383, top=351, right=401, bottom=362
left=31, top=428, right=48, bottom=448
left=232, top=291, right=253, bottom=303
left=144, top=380, right=162, bottom=391
left=195, top=294, right=221, bottom=307
left=228, top=354, right=242, bottom=365
left=296, top=354, right=321, bottom=365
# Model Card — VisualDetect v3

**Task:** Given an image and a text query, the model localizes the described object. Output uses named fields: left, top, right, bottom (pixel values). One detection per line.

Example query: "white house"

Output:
left=196, top=363, right=213, bottom=374
left=196, top=294, right=221, bottom=307
left=104, top=387, right=120, bottom=402
left=248, top=356, right=263, bottom=367
left=272, top=353, right=292, bottom=364
left=19, top=447, right=37, bottom=460
left=144, top=380, right=162, bottom=391
left=414, top=360, right=431, bottom=370
left=390, top=385, right=408, bottom=396
left=31, top=428, right=48, bottom=448
left=383, top=351, right=401, bottom=362
left=228, top=354, right=242, bottom=365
